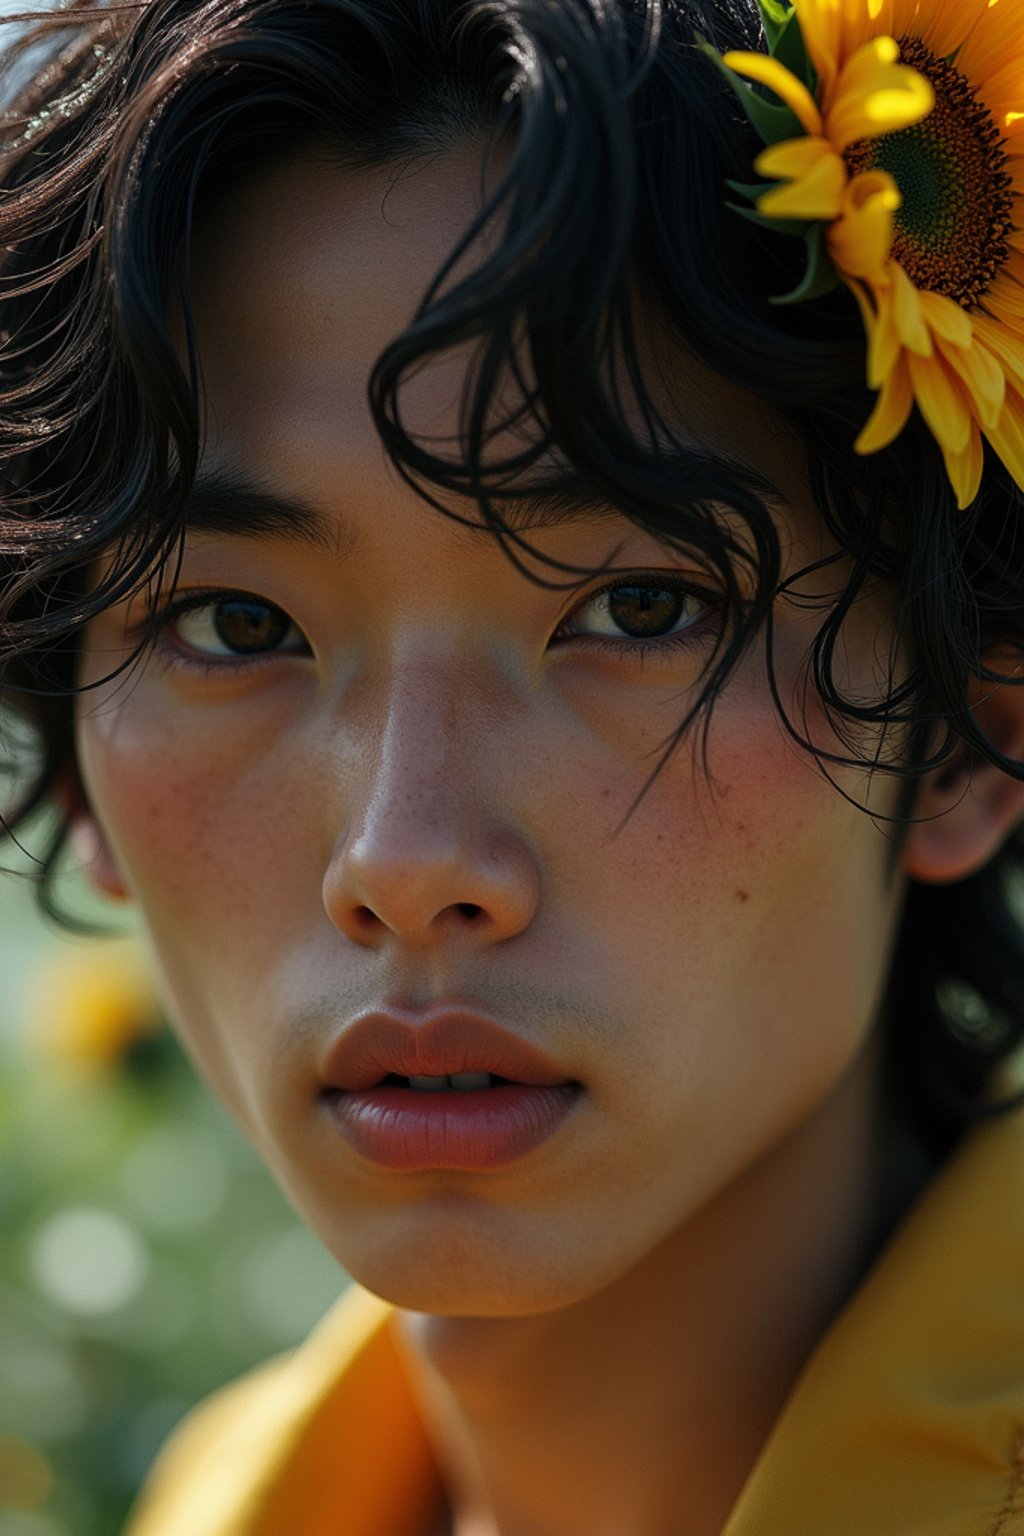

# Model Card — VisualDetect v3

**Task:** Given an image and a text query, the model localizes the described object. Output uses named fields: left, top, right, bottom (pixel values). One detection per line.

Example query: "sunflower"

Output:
left=28, top=939, right=161, bottom=1073
left=720, top=0, right=1024, bottom=509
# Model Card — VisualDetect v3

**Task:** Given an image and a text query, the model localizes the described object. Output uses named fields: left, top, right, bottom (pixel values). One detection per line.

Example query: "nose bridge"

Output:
left=323, top=636, right=539, bottom=948
left=368, top=640, right=485, bottom=821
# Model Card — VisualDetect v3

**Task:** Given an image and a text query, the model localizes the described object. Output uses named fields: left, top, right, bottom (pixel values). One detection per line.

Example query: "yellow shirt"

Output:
left=124, top=1103, right=1024, bottom=1536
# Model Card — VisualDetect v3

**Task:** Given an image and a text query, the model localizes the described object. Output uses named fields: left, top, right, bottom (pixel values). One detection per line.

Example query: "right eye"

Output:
left=167, top=592, right=309, bottom=659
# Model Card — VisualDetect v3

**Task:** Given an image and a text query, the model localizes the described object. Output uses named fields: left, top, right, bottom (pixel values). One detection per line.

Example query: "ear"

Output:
left=56, top=769, right=132, bottom=902
left=68, top=816, right=132, bottom=901
left=902, top=663, right=1024, bottom=885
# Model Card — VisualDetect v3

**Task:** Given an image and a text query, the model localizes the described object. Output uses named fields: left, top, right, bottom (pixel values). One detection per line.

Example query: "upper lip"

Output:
left=320, top=1005, right=573, bottom=1091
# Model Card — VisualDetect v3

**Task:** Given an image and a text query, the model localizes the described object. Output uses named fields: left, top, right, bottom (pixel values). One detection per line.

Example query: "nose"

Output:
left=322, top=657, right=541, bottom=951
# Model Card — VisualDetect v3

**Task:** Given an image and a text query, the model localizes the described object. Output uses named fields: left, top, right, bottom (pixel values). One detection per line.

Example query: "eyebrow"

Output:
left=182, top=469, right=627, bottom=553
left=182, top=455, right=768, bottom=552
left=183, top=472, right=354, bottom=557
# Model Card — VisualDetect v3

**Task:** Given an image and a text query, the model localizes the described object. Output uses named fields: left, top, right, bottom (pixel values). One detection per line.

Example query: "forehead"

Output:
left=184, top=142, right=821, bottom=561
left=188, top=144, right=492, bottom=455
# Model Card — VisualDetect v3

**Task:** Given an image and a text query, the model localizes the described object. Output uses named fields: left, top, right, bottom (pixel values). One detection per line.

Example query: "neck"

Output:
left=395, top=1030, right=937, bottom=1536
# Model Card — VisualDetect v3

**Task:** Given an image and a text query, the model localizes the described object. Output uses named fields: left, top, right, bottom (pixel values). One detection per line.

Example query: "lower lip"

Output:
left=321, top=1083, right=582, bottom=1171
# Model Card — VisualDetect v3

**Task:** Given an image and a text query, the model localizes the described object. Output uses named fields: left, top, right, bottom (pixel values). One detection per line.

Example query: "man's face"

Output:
left=75, top=145, right=906, bottom=1315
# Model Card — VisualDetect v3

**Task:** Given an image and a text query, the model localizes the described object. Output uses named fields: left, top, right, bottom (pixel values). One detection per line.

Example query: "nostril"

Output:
left=349, top=901, right=482, bottom=931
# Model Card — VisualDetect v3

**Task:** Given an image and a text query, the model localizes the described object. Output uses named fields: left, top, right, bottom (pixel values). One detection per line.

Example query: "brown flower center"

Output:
left=844, top=36, right=1013, bottom=308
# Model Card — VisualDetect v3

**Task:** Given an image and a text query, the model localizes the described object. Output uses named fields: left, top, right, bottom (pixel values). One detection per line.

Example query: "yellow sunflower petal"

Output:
left=831, top=32, right=900, bottom=95
left=954, top=0, right=1024, bottom=86
left=933, top=335, right=1005, bottom=430
left=793, top=0, right=889, bottom=101
left=978, top=60, right=1024, bottom=131
left=890, top=262, right=933, bottom=357
left=942, top=424, right=985, bottom=512
left=908, top=0, right=995, bottom=62
left=986, top=392, right=1024, bottom=495
left=789, top=0, right=846, bottom=102
left=854, top=353, right=914, bottom=454
left=983, top=259, right=1024, bottom=324
left=982, top=288, right=1024, bottom=362
left=872, top=0, right=901, bottom=34
left=988, top=285, right=1024, bottom=327
left=907, top=351, right=972, bottom=455
left=852, top=277, right=903, bottom=390
left=825, top=37, right=935, bottom=153
left=917, top=289, right=973, bottom=350
left=827, top=169, right=900, bottom=280
left=722, top=52, right=824, bottom=137
left=755, top=136, right=835, bottom=180
left=972, top=315, right=1024, bottom=391
left=756, top=147, right=847, bottom=221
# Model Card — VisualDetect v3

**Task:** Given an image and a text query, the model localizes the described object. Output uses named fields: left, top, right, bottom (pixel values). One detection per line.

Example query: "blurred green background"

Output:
left=0, top=837, right=351, bottom=1536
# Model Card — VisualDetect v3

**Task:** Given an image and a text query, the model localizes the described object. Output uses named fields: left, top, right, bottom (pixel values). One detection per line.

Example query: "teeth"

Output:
left=449, top=1072, right=492, bottom=1091
left=404, top=1072, right=494, bottom=1092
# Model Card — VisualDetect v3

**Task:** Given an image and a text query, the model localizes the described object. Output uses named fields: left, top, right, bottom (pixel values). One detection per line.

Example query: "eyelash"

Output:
left=144, top=587, right=308, bottom=677
left=557, top=573, right=720, bottom=661
left=147, top=573, right=721, bottom=676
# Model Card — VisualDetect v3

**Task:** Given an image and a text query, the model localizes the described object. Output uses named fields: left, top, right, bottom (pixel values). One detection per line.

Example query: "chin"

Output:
left=314, top=1210, right=617, bottom=1318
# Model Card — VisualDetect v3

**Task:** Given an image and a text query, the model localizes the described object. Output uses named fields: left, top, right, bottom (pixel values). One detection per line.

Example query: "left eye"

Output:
left=568, top=579, right=708, bottom=641
left=171, top=595, right=307, bottom=657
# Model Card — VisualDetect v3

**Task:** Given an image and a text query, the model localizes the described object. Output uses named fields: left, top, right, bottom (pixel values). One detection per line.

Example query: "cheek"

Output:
left=74, top=690, right=327, bottom=1105
left=78, top=718, right=234, bottom=917
left=588, top=684, right=902, bottom=1103
left=76, top=684, right=315, bottom=920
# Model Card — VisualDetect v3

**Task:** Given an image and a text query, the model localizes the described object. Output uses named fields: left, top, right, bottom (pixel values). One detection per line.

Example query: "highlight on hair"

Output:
left=0, top=0, right=1021, bottom=1150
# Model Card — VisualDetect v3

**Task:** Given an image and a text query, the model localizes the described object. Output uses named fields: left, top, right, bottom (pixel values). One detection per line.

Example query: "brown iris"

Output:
left=844, top=38, right=1013, bottom=309
left=606, top=584, right=685, bottom=638
left=213, top=598, right=291, bottom=653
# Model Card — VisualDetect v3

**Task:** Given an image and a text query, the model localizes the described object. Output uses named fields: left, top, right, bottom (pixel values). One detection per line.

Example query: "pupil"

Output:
left=608, top=585, right=683, bottom=637
left=214, top=599, right=288, bottom=653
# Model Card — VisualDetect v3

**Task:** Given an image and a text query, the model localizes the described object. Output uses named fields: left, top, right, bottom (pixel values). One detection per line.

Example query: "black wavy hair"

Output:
left=0, top=0, right=1022, bottom=1153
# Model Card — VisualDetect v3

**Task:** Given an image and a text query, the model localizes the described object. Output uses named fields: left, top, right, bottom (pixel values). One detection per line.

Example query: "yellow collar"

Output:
left=724, top=1105, right=1024, bottom=1535
left=126, top=1106, right=1024, bottom=1536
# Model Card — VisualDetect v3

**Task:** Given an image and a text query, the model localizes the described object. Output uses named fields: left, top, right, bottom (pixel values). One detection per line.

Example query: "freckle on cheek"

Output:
left=734, top=889, right=750, bottom=904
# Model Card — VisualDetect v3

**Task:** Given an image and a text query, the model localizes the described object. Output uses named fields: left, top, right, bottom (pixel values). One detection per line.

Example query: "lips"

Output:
left=320, top=1006, right=573, bottom=1092
left=319, top=1005, right=582, bottom=1171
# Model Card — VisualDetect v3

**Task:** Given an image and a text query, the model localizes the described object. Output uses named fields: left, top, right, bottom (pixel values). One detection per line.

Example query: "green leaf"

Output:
left=737, top=86, right=803, bottom=146
left=770, top=224, right=840, bottom=305
left=771, top=9, right=818, bottom=95
left=700, top=44, right=802, bottom=145
left=726, top=200, right=811, bottom=239
left=757, top=0, right=793, bottom=49
left=726, top=177, right=776, bottom=203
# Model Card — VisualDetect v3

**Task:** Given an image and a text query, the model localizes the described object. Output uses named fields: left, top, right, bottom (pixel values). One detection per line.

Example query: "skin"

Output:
left=72, top=145, right=1024, bottom=1536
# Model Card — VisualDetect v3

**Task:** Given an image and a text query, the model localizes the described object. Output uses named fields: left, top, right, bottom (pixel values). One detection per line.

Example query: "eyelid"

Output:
left=559, top=569, right=720, bottom=633
left=572, top=564, right=721, bottom=600
left=140, top=586, right=246, bottom=631
left=145, top=586, right=310, bottom=664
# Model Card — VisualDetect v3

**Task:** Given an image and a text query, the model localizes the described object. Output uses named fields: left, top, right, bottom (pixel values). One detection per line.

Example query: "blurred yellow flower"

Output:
left=0, top=1433, right=54, bottom=1509
left=27, top=939, right=161, bottom=1072
left=724, top=0, right=1024, bottom=508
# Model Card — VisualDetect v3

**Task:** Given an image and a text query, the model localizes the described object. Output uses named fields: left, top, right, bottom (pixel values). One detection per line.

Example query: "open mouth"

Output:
left=319, top=1007, right=582, bottom=1168
left=382, top=1072, right=511, bottom=1091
